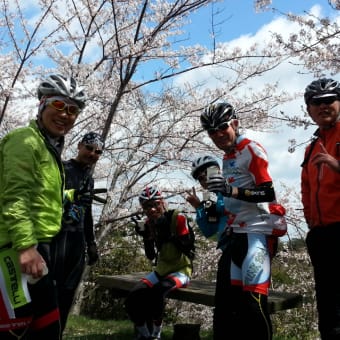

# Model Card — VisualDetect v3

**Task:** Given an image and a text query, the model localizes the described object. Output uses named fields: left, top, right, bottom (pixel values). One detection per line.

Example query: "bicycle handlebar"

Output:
left=92, top=188, right=108, bottom=204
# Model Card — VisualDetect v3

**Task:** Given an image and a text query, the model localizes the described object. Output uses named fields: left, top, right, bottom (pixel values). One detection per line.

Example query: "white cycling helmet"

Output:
left=139, top=186, right=163, bottom=203
left=191, top=156, right=220, bottom=179
left=37, top=74, right=86, bottom=109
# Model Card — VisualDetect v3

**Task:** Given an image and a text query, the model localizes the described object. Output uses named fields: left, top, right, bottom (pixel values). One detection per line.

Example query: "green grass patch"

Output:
left=64, top=315, right=132, bottom=339
left=63, top=315, right=213, bottom=340
left=64, top=314, right=315, bottom=339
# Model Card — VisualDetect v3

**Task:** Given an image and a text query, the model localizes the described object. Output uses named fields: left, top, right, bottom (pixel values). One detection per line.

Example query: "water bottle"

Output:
left=206, top=166, right=219, bottom=180
left=202, top=190, right=210, bottom=202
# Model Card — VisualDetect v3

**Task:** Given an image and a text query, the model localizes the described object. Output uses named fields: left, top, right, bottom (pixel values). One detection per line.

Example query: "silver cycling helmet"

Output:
left=37, top=74, right=86, bottom=109
left=200, top=101, right=236, bottom=131
left=304, top=78, right=340, bottom=104
left=191, top=156, right=219, bottom=179
left=139, top=186, right=163, bottom=203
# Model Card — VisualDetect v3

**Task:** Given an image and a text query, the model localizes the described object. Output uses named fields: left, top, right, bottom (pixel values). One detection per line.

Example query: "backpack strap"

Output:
left=170, top=209, right=179, bottom=236
left=169, top=209, right=195, bottom=261
left=301, top=133, right=319, bottom=167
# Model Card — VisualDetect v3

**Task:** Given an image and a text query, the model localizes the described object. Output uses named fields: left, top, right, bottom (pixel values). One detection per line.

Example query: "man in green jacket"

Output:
left=0, top=74, right=86, bottom=339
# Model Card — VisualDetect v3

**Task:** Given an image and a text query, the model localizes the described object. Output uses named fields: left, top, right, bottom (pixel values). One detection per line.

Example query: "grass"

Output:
left=63, top=316, right=133, bottom=339
left=63, top=315, right=213, bottom=339
left=63, top=315, right=308, bottom=339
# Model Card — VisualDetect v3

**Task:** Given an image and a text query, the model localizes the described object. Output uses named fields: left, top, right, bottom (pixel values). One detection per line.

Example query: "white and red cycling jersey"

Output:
left=222, top=135, right=287, bottom=236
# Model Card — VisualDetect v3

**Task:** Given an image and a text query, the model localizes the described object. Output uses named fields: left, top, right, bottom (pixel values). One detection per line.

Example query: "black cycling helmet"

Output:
left=37, top=74, right=86, bottom=109
left=304, top=78, right=340, bottom=104
left=139, top=186, right=163, bottom=203
left=200, top=101, right=237, bottom=131
left=191, top=156, right=219, bottom=179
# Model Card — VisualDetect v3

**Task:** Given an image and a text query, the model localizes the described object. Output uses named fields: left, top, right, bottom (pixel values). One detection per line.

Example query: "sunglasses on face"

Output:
left=142, top=200, right=162, bottom=211
left=84, top=145, right=103, bottom=155
left=47, top=99, right=80, bottom=115
left=309, top=96, right=338, bottom=106
left=207, top=122, right=230, bottom=135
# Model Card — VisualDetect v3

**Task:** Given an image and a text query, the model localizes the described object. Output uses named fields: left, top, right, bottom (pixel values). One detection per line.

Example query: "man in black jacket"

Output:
left=51, top=131, right=104, bottom=335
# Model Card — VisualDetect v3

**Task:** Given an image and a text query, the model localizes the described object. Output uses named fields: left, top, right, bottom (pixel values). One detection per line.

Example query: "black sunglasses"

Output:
left=142, top=200, right=162, bottom=211
left=84, top=145, right=103, bottom=155
left=309, top=96, right=338, bottom=106
left=207, top=122, right=230, bottom=135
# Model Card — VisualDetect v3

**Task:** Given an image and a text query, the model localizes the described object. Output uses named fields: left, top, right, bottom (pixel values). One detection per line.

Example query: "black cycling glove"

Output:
left=207, top=174, right=232, bottom=197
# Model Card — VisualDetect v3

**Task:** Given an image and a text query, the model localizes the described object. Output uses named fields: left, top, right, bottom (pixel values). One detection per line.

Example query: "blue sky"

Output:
left=188, top=0, right=332, bottom=42
left=178, top=1, right=337, bottom=193
left=36, top=0, right=336, bottom=192
left=168, top=0, right=339, bottom=238
left=4, top=1, right=336, bottom=192
left=4, top=0, right=336, bottom=236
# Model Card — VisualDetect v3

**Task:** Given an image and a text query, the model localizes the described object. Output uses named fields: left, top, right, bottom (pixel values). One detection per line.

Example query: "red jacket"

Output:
left=301, top=122, right=340, bottom=228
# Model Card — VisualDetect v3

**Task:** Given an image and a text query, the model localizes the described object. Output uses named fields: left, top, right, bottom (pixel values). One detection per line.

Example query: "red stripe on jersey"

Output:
left=175, top=214, right=189, bottom=236
left=30, top=308, right=60, bottom=330
left=247, top=144, right=272, bottom=185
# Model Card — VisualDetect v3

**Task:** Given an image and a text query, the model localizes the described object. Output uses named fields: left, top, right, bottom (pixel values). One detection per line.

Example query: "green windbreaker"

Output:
left=0, top=120, right=64, bottom=250
left=156, top=241, right=193, bottom=278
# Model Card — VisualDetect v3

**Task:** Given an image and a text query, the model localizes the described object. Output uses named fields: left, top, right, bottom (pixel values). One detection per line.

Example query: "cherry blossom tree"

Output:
left=0, top=0, right=296, bottom=237
left=1, top=1, right=339, bottom=330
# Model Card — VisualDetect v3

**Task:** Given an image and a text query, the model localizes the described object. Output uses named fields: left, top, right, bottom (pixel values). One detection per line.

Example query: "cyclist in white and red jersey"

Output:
left=302, top=78, right=340, bottom=340
left=200, top=101, right=287, bottom=340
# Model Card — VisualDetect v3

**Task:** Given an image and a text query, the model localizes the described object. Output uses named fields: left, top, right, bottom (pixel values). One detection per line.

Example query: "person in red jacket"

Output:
left=301, top=78, right=340, bottom=340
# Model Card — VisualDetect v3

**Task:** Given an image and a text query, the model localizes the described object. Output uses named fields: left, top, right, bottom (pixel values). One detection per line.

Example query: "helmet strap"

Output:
left=224, top=142, right=237, bottom=155
left=225, top=123, right=239, bottom=155
left=37, top=96, right=51, bottom=120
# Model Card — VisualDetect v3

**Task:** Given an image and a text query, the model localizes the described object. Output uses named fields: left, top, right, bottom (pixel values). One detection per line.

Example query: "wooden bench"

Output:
left=97, top=272, right=303, bottom=314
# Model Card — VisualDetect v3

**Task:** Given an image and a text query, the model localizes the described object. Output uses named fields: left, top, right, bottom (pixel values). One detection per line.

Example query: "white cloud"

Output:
left=245, top=124, right=315, bottom=189
left=176, top=5, right=336, bottom=193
